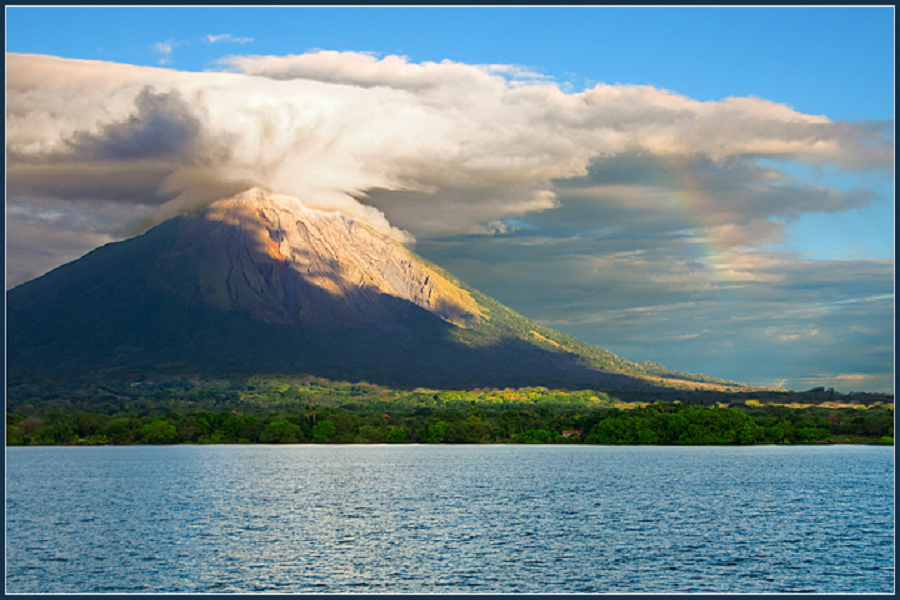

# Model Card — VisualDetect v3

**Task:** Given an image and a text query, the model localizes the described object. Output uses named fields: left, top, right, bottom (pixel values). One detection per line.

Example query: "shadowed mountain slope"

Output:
left=7, top=190, right=750, bottom=391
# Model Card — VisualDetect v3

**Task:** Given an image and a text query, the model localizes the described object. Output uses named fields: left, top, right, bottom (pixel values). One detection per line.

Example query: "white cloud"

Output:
left=151, top=39, right=188, bottom=65
left=8, top=51, right=892, bottom=244
left=762, top=326, right=822, bottom=343
left=205, top=34, right=253, bottom=45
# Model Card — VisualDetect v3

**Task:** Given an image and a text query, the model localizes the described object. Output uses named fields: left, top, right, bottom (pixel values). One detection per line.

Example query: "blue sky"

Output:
left=5, top=6, right=895, bottom=392
left=6, top=6, right=894, bottom=117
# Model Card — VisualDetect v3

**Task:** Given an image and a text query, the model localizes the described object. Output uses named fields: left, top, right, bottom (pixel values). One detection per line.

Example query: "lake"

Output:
left=5, top=444, right=894, bottom=593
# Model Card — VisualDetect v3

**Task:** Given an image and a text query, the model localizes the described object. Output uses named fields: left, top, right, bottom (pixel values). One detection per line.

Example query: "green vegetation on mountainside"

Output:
left=418, top=257, right=750, bottom=389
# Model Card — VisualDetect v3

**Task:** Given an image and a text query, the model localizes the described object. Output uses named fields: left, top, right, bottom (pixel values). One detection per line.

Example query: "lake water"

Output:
left=5, top=444, right=894, bottom=593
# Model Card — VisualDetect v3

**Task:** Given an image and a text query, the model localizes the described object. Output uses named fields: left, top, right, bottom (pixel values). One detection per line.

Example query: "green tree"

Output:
left=306, top=404, right=320, bottom=427
left=36, top=416, right=76, bottom=445
left=312, top=420, right=337, bottom=443
left=357, top=424, right=385, bottom=443
left=676, top=407, right=747, bottom=445
left=12, top=415, right=43, bottom=445
left=140, top=419, right=179, bottom=444
left=767, top=420, right=794, bottom=443
left=426, top=421, right=447, bottom=444
left=6, top=425, right=25, bottom=446
left=106, top=417, right=140, bottom=444
left=282, top=386, right=303, bottom=401
left=260, top=418, right=302, bottom=444
left=445, top=420, right=493, bottom=443
left=586, top=419, right=626, bottom=444
left=176, top=415, right=204, bottom=443
left=328, top=412, right=359, bottom=443
left=81, top=434, right=109, bottom=445
left=513, top=428, right=556, bottom=444
left=500, top=410, right=521, bottom=438
left=386, top=426, right=407, bottom=443
left=220, top=412, right=247, bottom=442
left=621, top=417, right=660, bottom=444
left=237, top=415, right=264, bottom=443
left=737, top=421, right=764, bottom=445
left=795, top=427, right=829, bottom=443
left=653, top=411, right=689, bottom=444
left=72, top=412, right=106, bottom=439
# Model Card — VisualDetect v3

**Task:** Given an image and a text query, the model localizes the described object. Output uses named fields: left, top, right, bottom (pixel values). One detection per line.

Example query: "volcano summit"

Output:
left=7, top=190, right=746, bottom=391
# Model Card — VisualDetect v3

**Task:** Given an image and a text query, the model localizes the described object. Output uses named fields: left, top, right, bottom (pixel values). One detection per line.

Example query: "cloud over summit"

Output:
left=8, top=51, right=892, bottom=240
left=5, top=50, right=893, bottom=279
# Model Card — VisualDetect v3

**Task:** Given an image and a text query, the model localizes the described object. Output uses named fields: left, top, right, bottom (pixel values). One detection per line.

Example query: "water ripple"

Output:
left=6, top=444, right=894, bottom=593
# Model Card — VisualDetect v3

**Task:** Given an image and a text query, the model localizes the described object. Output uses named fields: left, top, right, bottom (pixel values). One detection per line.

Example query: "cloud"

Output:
left=221, top=50, right=552, bottom=90
left=6, top=198, right=155, bottom=288
left=538, top=153, right=877, bottom=253
left=65, top=88, right=202, bottom=161
left=205, top=34, right=253, bottom=45
left=415, top=230, right=893, bottom=392
left=151, top=39, right=188, bottom=65
left=762, top=326, right=822, bottom=343
left=789, top=372, right=894, bottom=394
left=8, top=52, right=892, bottom=243
left=7, top=86, right=205, bottom=208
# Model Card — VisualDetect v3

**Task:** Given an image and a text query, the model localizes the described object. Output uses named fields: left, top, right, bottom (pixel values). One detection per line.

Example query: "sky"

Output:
left=5, top=6, right=895, bottom=393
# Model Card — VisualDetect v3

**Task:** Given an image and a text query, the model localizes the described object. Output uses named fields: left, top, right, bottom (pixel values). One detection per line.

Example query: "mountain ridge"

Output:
left=7, top=190, right=755, bottom=392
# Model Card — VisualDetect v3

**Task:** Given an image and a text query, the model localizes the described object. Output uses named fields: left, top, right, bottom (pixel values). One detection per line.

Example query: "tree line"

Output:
left=7, top=400, right=893, bottom=446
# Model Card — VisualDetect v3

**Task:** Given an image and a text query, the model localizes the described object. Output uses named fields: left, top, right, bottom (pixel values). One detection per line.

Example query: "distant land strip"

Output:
left=7, top=375, right=893, bottom=447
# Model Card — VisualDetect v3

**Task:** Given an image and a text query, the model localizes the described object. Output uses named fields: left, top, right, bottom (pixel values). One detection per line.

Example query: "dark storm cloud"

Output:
left=65, top=88, right=202, bottom=161
left=6, top=88, right=205, bottom=207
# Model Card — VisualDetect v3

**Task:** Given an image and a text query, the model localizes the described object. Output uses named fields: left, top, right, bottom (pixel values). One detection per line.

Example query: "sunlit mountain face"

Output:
left=168, top=189, right=483, bottom=329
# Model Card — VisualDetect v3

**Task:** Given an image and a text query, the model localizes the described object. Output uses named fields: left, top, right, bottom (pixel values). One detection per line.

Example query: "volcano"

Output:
left=7, top=190, right=745, bottom=391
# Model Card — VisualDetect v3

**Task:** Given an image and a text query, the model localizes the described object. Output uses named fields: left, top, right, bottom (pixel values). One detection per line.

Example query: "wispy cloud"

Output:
left=151, top=39, right=188, bottom=65
left=793, top=372, right=894, bottom=394
left=415, top=232, right=893, bottom=393
left=762, top=326, right=821, bottom=343
left=205, top=33, right=253, bottom=45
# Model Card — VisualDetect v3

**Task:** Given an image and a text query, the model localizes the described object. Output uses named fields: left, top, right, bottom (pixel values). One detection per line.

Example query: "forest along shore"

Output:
left=7, top=375, right=893, bottom=446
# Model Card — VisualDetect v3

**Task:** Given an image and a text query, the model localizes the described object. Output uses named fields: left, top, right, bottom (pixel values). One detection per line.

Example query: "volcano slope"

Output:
left=7, top=190, right=748, bottom=392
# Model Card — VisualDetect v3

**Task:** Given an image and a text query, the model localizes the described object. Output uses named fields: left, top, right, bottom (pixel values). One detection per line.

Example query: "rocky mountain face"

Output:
left=163, top=190, right=482, bottom=330
left=7, top=190, right=747, bottom=391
